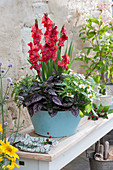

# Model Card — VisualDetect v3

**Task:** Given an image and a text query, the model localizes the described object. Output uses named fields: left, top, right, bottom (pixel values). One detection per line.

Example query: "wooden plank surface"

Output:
left=17, top=113, right=113, bottom=161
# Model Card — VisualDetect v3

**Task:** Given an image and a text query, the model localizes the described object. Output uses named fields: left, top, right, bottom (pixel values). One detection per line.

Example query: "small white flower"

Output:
left=68, top=69, right=73, bottom=72
left=20, top=76, right=25, bottom=80
left=79, top=84, right=85, bottom=89
left=35, top=78, right=40, bottom=82
left=70, top=71, right=76, bottom=76
left=87, top=85, right=92, bottom=92
left=75, top=89, right=78, bottom=92
left=73, top=81, right=78, bottom=86
left=67, top=93, right=74, bottom=98
left=88, top=94, right=93, bottom=100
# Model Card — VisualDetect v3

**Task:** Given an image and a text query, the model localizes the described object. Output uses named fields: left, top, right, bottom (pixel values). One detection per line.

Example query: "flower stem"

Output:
left=12, top=106, right=21, bottom=144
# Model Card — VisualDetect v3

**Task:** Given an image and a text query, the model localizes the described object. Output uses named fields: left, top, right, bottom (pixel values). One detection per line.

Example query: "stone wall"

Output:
left=0, top=0, right=112, bottom=131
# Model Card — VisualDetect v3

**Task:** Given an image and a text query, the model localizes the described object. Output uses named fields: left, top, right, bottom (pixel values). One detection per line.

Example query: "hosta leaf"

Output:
left=52, top=96, right=62, bottom=105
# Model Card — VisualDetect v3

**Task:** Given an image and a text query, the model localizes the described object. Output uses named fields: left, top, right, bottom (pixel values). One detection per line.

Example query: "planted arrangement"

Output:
left=12, top=13, right=110, bottom=121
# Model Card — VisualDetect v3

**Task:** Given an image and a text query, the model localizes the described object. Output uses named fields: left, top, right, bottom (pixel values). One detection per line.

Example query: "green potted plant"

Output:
left=12, top=14, right=110, bottom=137
left=75, top=4, right=113, bottom=106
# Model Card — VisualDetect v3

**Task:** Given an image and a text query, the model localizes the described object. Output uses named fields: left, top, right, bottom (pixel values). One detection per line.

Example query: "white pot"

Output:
left=94, top=95, right=112, bottom=106
left=105, top=85, right=113, bottom=96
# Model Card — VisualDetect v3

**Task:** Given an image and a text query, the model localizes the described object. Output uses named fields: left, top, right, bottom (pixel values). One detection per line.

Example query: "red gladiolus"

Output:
left=28, top=42, right=41, bottom=75
left=31, top=21, right=43, bottom=45
left=40, top=44, right=59, bottom=63
left=44, top=26, right=59, bottom=46
left=42, top=13, right=53, bottom=30
left=57, top=54, right=70, bottom=69
left=58, top=26, right=68, bottom=47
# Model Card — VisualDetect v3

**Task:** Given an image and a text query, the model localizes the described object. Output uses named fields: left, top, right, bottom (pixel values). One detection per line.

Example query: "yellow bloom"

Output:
left=0, top=138, right=19, bottom=160
left=0, top=124, right=3, bottom=134
left=0, top=156, right=3, bottom=162
left=5, top=161, right=19, bottom=170
left=11, top=160, right=20, bottom=169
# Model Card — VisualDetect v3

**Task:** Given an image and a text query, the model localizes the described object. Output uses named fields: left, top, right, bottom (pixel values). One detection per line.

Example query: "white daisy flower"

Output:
left=88, top=94, right=93, bottom=100
left=67, top=93, right=74, bottom=98
left=79, top=84, right=85, bottom=89
left=20, top=76, right=25, bottom=80
left=78, top=73, right=85, bottom=78
left=87, top=85, right=92, bottom=92
left=70, top=71, right=77, bottom=76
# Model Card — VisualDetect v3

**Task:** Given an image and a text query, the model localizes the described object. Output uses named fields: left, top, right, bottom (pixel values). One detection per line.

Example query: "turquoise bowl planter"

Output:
left=30, top=110, right=81, bottom=137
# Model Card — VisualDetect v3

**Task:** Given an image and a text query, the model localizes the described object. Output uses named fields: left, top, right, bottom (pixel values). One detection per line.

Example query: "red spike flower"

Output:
left=57, top=54, right=70, bottom=69
left=58, top=26, right=68, bottom=47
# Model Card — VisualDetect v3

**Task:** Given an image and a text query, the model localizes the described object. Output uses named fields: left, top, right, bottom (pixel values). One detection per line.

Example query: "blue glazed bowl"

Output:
left=30, top=110, right=81, bottom=137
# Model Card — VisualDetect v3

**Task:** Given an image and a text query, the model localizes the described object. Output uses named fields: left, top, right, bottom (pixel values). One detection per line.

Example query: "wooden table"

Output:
left=15, top=113, right=113, bottom=170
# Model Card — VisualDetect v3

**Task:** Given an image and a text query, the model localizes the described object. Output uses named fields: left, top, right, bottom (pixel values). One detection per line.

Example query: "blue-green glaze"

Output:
left=30, top=110, right=81, bottom=137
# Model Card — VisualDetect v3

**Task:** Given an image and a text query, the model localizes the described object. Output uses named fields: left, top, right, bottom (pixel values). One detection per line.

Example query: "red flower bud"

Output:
left=46, top=138, right=49, bottom=142
left=96, top=116, right=98, bottom=120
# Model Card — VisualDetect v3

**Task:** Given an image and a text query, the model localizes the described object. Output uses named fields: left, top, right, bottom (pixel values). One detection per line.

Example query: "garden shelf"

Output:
left=14, top=113, right=113, bottom=170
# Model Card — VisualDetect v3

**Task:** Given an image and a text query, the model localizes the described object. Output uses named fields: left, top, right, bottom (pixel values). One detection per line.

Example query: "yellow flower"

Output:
left=10, top=160, right=20, bottom=169
left=0, top=124, right=3, bottom=134
left=4, top=161, right=20, bottom=170
left=0, top=156, right=3, bottom=162
left=0, top=138, right=19, bottom=160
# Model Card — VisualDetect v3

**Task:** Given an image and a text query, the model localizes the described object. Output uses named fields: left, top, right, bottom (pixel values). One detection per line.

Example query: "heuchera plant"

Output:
left=12, top=14, right=110, bottom=120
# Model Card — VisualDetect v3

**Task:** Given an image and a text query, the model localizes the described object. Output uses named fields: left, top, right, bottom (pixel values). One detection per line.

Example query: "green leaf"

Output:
left=87, top=31, right=96, bottom=38
left=80, top=110, right=84, bottom=117
left=86, top=104, right=92, bottom=113
left=90, top=18, right=99, bottom=25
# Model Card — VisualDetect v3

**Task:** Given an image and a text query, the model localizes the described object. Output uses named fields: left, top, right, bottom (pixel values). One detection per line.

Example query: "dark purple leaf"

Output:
left=48, top=109, right=58, bottom=117
left=28, top=107, right=33, bottom=117
left=59, top=75, right=66, bottom=79
left=20, top=85, right=28, bottom=90
left=23, top=92, right=28, bottom=97
left=33, top=81, right=39, bottom=86
left=74, top=94, right=78, bottom=101
left=32, top=95, right=44, bottom=103
left=62, top=102, right=72, bottom=107
left=48, top=89, right=57, bottom=96
left=33, top=104, right=42, bottom=114
left=46, top=76, right=53, bottom=82
left=25, top=100, right=32, bottom=107
left=52, top=96, right=62, bottom=106
left=31, top=87, right=41, bottom=91
left=71, top=106, right=79, bottom=117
